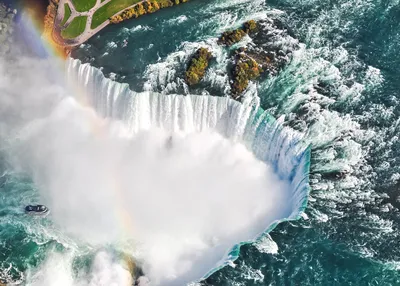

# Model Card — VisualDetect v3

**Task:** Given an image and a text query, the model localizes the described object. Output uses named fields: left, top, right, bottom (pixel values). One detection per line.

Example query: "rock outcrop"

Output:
left=231, top=51, right=262, bottom=98
left=183, top=19, right=297, bottom=99
left=185, top=47, right=213, bottom=86
left=217, top=20, right=258, bottom=46
left=224, top=19, right=299, bottom=100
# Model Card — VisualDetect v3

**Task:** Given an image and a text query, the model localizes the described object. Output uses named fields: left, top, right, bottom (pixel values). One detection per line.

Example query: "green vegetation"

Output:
left=215, top=19, right=261, bottom=98
left=91, top=0, right=143, bottom=29
left=218, top=29, right=246, bottom=46
left=110, top=0, right=178, bottom=24
left=93, top=0, right=189, bottom=29
left=61, top=3, right=72, bottom=26
left=71, top=0, right=97, bottom=12
left=185, top=48, right=212, bottom=86
left=243, top=20, right=257, bottom=34
left=56, top=0, right=190, bottom=44
left=231, top=53, right=262, bottom=97
left=218, top=20, right=258, bottom=46
left=61, top=15, right=87, bottom=39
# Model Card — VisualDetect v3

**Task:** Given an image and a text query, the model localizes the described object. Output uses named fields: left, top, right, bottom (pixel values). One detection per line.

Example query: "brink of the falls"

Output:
left=63, top=58, right=311, bottom=284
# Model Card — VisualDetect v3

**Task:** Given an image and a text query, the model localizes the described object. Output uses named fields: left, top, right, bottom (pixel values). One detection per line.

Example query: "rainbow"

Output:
left=16, top=2, right=138, bottom=279
left=17, top=1, right=65, bottom=58
left=17, top=2, right=103, bottom=108
left=14, top=3, right=311, bottom=284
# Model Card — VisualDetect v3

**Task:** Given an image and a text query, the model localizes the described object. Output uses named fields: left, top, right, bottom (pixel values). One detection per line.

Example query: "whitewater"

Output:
left=67, top=0, right=400, bottom=283
left=0, top=52, right=309, bottom=285
left=1, top=0, right=400, bottom=284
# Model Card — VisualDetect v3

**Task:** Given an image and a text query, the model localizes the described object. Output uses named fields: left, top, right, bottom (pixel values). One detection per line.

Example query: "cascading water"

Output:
left=69, top=0, right=400, bottom=282
left=0, top=54, right=310, bottom=285
left=1, top=0, right=399, bottom=284
left=65, top=58, right=311, bottom=283
left=67, top=57, right=310, bottom=208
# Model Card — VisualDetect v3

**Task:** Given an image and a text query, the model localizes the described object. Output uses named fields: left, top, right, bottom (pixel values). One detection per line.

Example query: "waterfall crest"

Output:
left=66, top=58, right=311, bottom=280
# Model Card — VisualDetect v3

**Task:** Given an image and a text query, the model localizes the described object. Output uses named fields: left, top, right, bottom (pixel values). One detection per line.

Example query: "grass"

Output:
left=61, top=16, right=88, bottom=39
left=71, top=0, right=97, bottom=12
left=91, top=0, right=143, bottom=29
left=61, top=3, right=72, bottom=26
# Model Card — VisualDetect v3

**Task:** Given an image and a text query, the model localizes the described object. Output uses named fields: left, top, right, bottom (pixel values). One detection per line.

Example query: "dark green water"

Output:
left=1, top=0, right=400, bottom=284
left=73, top=0, right=400, bottom=284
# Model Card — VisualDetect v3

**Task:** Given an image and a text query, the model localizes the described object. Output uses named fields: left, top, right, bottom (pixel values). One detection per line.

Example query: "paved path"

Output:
left=53, top=0, right=146, bottom=47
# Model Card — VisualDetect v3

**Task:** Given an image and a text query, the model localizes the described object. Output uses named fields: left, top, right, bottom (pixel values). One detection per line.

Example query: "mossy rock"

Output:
left=231, top=53, right=262, bottom=98
left=243, top=20, right=258, bottom=34
left=217, top=20, right=258, bottom=46
left=185, top=47, right=213, bottom=86
left=218, top=29, right=247, bottom=46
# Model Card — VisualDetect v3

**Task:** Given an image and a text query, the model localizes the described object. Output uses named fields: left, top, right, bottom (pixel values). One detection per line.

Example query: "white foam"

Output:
left=166, top=15, right=188, bottom=25
left=0, top=53, right=309, bottom=286
left=254, top=235, right=278, bottom=254
left=17, top=96, right=290, bottom=285
left=142, top=39, right=229, bottom=95
left=25, top=251, right=133, bottom=286
left=14, top=58, right=309, bottom=285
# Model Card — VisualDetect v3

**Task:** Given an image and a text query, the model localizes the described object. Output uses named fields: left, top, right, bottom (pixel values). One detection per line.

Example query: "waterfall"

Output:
left=66, top=58, right=311, bottom=280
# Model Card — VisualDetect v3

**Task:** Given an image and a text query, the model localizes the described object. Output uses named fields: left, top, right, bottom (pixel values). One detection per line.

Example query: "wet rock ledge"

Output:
left=185, top=47, right=213, bottom=86
left=184, top=18, right=299, bottom=101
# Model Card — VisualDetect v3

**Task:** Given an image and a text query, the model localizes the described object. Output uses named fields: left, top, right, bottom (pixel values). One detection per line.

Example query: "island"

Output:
left=183, top=19, right=296, bottom=100
left=48, top=0, right=189, bottom=47
left=44, top=1, right=296, bottom=101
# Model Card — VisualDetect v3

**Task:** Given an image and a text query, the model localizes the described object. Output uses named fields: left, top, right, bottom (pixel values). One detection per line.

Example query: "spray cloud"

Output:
left=1, top=55, right=291, bottom=285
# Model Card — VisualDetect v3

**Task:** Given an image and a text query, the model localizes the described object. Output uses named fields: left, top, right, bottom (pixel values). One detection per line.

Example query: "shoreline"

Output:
left=50, top=0, right=190, bottom=48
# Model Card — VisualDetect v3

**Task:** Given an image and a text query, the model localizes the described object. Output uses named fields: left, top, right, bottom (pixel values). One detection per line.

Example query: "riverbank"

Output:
left=51, top=0, right=190, bottom=47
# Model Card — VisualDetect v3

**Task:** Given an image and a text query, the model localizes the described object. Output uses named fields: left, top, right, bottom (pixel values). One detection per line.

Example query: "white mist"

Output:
left=15, top=97, right=290, bottom=285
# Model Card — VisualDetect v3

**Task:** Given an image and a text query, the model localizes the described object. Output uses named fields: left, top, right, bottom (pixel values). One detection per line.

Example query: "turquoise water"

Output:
left=73, top=0, right=400, bottom=284
left=65, top=57, right=312, bottom=283
left=1, top=0, right=400, bottom=284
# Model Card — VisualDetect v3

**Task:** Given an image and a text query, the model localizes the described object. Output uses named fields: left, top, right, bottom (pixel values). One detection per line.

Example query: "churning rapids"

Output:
left=0, top=56, right=309, bottom=285
left=2, top=0, right=400, bottom=284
